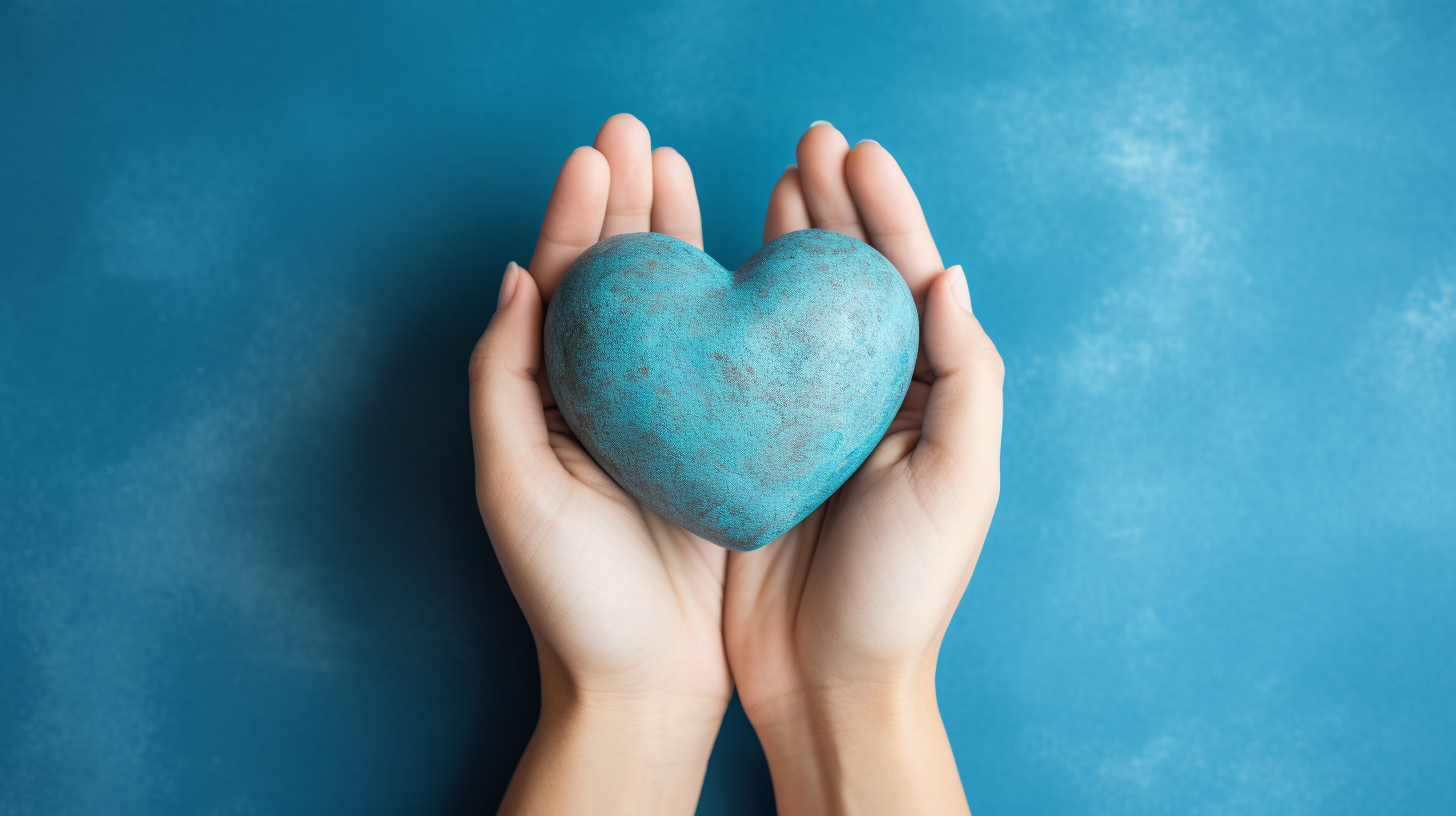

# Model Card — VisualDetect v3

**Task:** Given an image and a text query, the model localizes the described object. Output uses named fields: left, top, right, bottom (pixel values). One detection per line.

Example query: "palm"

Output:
left=725, top=390, right=940, bottom=707
left=472, top=114, right=730, bottom=705
left=535, top=405, right=730, bottom=697
left=724, top=124, right=1001, bottom=720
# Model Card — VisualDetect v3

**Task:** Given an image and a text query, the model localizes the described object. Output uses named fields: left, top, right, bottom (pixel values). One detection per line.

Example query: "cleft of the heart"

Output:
left=544, top=229, right=918, bottom=551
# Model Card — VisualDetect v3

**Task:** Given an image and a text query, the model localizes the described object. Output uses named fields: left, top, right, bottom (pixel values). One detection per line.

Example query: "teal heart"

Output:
left=544, top=229, right=919, bottom=551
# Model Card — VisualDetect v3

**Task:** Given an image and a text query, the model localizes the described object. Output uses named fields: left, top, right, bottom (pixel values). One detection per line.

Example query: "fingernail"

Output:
left=949, top=265, right=972, bottom=313
left=855, top=139, right=880, bottom=148
left=497, top=262, right=520, bottom=312
left=785, top=163, right=798, bottom=172
left=809, top=120, right=832, bottom=128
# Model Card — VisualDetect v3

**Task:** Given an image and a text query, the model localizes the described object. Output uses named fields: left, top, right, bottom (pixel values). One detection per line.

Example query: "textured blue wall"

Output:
left=1, top=2, right=1452, bottom=813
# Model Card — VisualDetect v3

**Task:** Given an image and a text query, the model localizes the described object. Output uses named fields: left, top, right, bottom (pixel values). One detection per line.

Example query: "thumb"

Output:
left=910, top=265, right=1005, bottom=521
left=468, top=262, right=565, bottom=538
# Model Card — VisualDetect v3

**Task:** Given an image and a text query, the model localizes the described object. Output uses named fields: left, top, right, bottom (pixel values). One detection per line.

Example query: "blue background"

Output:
left=2, top=2, right=1452, bottom=813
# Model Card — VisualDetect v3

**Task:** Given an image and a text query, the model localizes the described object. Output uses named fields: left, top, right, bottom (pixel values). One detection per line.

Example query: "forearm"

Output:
left=498, top=659, right=727, bottom=815
left=750, top=677, right=969, bottom=816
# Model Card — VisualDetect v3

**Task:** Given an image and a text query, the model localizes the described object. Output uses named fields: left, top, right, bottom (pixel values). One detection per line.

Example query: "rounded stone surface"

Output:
left=544, top=229, right=918, bottom=551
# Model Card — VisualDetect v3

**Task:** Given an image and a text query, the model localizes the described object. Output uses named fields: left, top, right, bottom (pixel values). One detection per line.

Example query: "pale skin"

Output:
left=469, top=114, right=1003, bottom=815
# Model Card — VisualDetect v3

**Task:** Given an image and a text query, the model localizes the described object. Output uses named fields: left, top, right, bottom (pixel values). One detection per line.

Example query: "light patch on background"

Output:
left=1027, top=710, right=1357, bottom=815
left=1373, top=273, right=1455, bottom=399
left=1062, top=73, right=1241, bottom=395
left=965, top=13, right=1364, bottom=810
left=1348, top=271, right=1456, bottom=530
left=0, top=272, right=372, bottom=813
left=84, top=147, right=258, bottom=281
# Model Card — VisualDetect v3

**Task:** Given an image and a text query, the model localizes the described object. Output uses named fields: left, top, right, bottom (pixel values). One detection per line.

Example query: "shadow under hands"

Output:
left=325, top=205, right=541, bottom=814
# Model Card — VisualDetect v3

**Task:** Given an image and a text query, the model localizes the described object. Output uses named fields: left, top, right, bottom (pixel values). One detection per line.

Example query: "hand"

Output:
left=723, top=123, right=1004, bottom=815
left=469, top=114, right=729, bottom=816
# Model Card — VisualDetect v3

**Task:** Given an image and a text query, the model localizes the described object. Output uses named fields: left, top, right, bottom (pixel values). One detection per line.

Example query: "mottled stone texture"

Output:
left=544, top=229, right=918, bottom=550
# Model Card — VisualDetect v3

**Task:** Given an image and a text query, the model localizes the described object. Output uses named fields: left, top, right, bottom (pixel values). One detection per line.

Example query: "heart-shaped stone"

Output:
left=544, top=229, right=918, bottom=551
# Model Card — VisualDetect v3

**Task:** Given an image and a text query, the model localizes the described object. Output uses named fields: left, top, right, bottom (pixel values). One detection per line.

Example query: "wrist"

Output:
left=536, top=637, right=731, bottom=735
left=541, top=676, right=730, bottom=750
left=746, top=675, right=969, bottom=816
left=501, top=691, right=726, bottom=816
left=748, top=675, right=941, bottom=772
left=497, top=650, right=728, bottom=816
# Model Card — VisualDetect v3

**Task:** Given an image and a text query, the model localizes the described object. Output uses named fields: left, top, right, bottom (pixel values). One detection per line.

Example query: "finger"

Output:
left=649, top=147, right=703, bottom=249
left=469, top=264, right=568, bottom=535
left=529, top=146, right=610, bottom=300
left=846, top=140, right=944, bottom=305
left=909, top=267, right=1004, bottom=514
left=795, top=122, right=867, bottom=241
left=762, top=165, right=811, bottom=244
left=595, top=113, right=654, bottom=239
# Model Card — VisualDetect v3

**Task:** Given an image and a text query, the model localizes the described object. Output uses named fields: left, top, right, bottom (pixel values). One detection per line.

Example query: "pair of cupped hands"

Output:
left=470, top=114, right=1003, bottom=815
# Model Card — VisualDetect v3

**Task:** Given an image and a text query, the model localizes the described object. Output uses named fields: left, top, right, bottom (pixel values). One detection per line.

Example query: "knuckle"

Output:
left=471, top=338, right=518, bottom=387
left=971, top=343, right=1005, bottom=383
left=467, top=337, right=497, bottom=385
